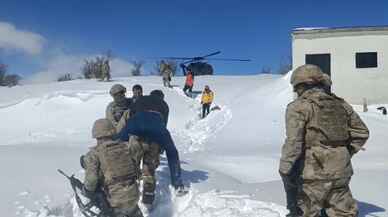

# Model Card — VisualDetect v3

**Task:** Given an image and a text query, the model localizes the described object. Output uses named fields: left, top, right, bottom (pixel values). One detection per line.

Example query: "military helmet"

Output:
left=92, top=119, right=116, bottom=138
left=109, top=84, right=126, bottom=96
left=290, top=64, right=325, bottom=87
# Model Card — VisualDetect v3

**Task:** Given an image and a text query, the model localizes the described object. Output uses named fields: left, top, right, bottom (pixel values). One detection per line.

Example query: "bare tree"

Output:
left=130, top=60, right=145, bottom=76
left=104, top=49, right=113, bottom=61
left=57, top=73, right=73, bottom=82
left=3, top=74, right=21, bottom=86
left=82, top=55, right=109, bottom=79
left=82, top=59, right=94, bottom=79
left=0, top=63, right=6, bottom=83
left=0, top=62, right=21, bottom=87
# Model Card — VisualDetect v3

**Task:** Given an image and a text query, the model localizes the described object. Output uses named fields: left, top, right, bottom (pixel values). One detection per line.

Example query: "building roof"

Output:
left=292, top=25, right=388, bottom=35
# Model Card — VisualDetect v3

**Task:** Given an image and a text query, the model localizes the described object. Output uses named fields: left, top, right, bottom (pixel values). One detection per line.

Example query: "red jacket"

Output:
left=185, top=74, right=194, bottom=86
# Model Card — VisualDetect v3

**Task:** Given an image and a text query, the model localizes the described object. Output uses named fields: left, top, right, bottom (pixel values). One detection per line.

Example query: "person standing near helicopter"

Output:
left=160, top=60, right=173, bottom=88
left=183, top=70, right=194, bottom=97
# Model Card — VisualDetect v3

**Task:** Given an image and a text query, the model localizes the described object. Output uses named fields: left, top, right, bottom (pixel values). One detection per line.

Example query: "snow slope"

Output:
left=0, top=75, right=387, bottom=217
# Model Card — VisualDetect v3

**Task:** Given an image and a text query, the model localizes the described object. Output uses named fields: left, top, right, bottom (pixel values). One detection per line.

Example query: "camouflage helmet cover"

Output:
left=109, top=84, right=126, bottom=96
left=290, top=64, right=325, bottom=87
left=92, top=118, right=116, bottom=138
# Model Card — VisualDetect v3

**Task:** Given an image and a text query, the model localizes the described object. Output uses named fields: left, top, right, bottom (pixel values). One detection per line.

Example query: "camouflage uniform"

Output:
left=106, top=84, right=132, bottom=131
left=160, top=62, right=172, bottom=88
left=279, top=65, right=369, bottom=217
left=84, top=119, right=149, bottom=217
left=101, top=60, right=111, bottom=81
left=141, top=140, right=161, bottom=205
left=280, top=71, right=333, bottom=217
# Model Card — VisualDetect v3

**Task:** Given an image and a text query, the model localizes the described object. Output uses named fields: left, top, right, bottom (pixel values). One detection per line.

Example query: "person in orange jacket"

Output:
left=201, top=85, right=214, bottom=118
left=183, top=71, right=194, bottom=96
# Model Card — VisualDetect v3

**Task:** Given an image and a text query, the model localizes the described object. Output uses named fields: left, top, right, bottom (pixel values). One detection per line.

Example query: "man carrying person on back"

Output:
left=114, top=89, right=186, bottom=194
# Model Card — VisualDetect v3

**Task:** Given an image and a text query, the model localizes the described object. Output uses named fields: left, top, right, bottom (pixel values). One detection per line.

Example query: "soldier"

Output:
left=280, top=73, right=333, bottom=217
left=279, top=64, right=369, bottom=217
left=106, top=84, right=132, bottom=130
left=83, top=118, right=148, bottom=217
left=160, top=60, right=172, bottom=88
left=101, top=60, right=111, bottom=81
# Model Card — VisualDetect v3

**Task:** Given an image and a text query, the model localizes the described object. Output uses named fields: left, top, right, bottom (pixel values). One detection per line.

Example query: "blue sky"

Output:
left=0, top=0, right=387, bottom=77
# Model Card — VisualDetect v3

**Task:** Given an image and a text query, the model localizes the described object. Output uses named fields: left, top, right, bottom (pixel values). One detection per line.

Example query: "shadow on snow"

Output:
left=358, top=201, right=386, bottom=217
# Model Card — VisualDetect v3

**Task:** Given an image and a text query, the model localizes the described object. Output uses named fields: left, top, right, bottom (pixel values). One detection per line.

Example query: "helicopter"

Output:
left=160, top=51, right=251, bottom=76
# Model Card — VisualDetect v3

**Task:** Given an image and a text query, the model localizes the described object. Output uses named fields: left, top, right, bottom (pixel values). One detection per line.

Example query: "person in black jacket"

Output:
left=129, top=90, right=169, bottom=126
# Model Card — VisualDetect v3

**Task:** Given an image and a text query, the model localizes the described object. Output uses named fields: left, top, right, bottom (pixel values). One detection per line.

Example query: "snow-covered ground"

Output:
left=0, top=75, right=387, bottom=217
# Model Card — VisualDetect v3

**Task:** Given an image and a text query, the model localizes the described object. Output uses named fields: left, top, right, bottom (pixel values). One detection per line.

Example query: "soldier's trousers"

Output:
left=202, top=103, right=211, bottom=119
left=301, top=178, right=358, bottom=217
left=163, top=78, right=171, bottom=87
left=113, top=206, right=143, bottom=217
left=142, top=143, right=160, bottom=204
left=115, top=112, right=183, bottom=187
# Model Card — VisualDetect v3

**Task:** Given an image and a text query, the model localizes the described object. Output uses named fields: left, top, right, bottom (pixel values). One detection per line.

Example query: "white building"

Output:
left=292, top=26, right=388, bottom=104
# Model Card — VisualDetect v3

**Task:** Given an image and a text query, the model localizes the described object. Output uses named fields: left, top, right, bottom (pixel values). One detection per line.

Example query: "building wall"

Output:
left=293, top=32, right=388, bottom=104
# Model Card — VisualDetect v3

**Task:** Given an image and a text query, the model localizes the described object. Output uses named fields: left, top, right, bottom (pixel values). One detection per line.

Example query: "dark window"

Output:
left=305, top=54, right=331, bottom=75
left=356, top=52, right=377, bottom=68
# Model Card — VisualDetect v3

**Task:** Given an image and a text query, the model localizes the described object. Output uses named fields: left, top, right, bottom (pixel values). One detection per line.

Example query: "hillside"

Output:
left=0, top=75, right=387, bottom=217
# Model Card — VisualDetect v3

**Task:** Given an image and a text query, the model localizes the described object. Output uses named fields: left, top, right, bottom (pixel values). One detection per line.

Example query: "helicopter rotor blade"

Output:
left=157, top=57, right=194, bottom=60
left=201, top=51, right=221, bottom=58
left=206, top=58, right=251, bottom=62
left=182, top=59, right=196, bottom=65
left=149, top=51, right=221, bottom=61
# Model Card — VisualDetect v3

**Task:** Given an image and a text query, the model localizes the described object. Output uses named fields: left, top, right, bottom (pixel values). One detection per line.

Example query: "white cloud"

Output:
left=110, top=58, right=134, bottom=77
left=0, top=21, right=137, bottom=82
left=24, top=54, right=84, bottom=83
left=0, top=21, right=45, bottom=55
